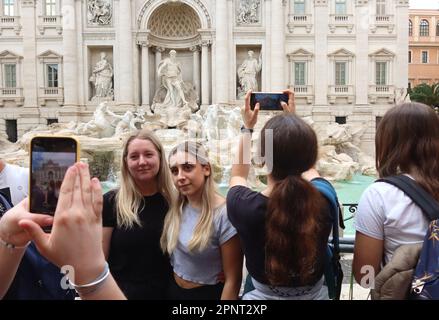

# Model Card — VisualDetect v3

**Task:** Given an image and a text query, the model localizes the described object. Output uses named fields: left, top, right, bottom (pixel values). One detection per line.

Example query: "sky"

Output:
left=410, top=0, right=439, bottom=9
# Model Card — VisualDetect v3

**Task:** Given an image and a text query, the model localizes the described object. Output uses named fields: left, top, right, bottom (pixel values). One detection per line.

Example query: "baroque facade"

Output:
left=0, top=0, right=409, bottom=154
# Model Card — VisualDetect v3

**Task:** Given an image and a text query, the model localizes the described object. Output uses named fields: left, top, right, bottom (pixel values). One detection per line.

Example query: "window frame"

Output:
left=3, top=0, right=15, bottom=16
left=294, top=62, right=306, bottom=86
left=46, top=63, right=59, bottom=88
left=335, top=62, right=347, bottom=86
left=4, top=63, right=16, bottom=88
left=335, top=116, right=347, bottom=125
left=294, top=0, right=306, bottom=15
left=375, top=61, right=387, bottom=86
left=335, top=0, right=347, bottom=15
left=421, top=51, right=429, bottom=64
left=408, top=51, right=412, bottom=64
left=376, top=0, right=386, bottom=16
left=420, top=19, right=430, bottom=37
left=334, top=0, right=348, bottom=16
left=44, top=0, right=57, bottom=16
left=409, top=19, right=413, bottom=36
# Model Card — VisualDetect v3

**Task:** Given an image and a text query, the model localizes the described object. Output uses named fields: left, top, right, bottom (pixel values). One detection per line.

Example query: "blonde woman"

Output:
left=102, top=129, right=175, bottom=299
left=161, top=141, right=243, bottom=300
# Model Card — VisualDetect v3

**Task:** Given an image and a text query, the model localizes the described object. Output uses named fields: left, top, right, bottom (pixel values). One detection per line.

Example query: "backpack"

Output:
left=0, top=196, right=76, bottom=300
left=373, top=175, right=439, bottom=300
left=312, top=178, right=344, bottom=300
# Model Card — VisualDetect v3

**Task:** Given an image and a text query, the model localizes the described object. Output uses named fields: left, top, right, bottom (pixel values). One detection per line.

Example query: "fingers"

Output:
left=78, top=162, right=92, bottom=208
left=56, top=165, right=77, bottom=214
left=27, top=214, right=54, bottom=227
left=71, top=165, right=83, bottom=207
left=244, top=90, right=252, bottom=111
left=253, top=103, right=260, bottom=119
left=283, top=89, right=294, bottom=99
left=91, top=177, right=103, bottom=221
left=19, top=219, right=50, bottom=253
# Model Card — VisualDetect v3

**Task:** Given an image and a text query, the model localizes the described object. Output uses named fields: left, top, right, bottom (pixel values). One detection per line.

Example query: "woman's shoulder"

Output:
left=361, top=180, right=406, bottom=201
left=103, top=189, right=118, bottom=202
left=227, top=185, right=264, bottom=201
left=102, top=190, right=118, bottom=227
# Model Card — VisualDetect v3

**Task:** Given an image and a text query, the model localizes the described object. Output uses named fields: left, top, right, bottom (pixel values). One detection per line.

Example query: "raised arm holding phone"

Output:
left=0, top=162, right=126, bottom=300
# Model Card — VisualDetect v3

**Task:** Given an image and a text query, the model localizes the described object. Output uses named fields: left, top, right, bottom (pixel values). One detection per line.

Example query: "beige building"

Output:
left=409, top=9, right=439, bottom=88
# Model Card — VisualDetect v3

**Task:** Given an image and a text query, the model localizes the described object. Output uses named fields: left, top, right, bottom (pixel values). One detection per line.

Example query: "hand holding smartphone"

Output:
left=29, top=136, right=79, bottom=220
left=250, top=92, right=289, bottom=111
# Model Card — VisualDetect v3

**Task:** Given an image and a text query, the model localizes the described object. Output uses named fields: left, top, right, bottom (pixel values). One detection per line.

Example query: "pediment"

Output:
left=288, top=48, right=314, bottom=57
left=0, top=50, right=22, bottom=60
left=37, top=50, right=63, bottom=60
left=369, top=48, right=395, bottom=57
left=328, top=48, right=355, bottom=57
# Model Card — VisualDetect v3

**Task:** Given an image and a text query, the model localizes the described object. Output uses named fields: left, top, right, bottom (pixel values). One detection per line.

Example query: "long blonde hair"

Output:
left=160, top=141, right=218, bottom=253
left=115, top=129, right=175, bottom=229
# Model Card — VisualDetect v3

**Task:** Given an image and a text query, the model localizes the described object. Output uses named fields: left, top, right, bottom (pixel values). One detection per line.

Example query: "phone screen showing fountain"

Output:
left=30, top=137, right=78, bottom=216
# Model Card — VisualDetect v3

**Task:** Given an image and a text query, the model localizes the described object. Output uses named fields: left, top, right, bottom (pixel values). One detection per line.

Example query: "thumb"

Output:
left=19, top=219, right=50, bottom=254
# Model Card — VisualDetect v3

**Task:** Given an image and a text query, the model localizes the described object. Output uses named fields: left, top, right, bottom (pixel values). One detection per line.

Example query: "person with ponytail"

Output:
left=161, top=141, right=242, bottom=300
left=101, top=129, right=175, bottom=299
left=226, top=90, right=333, bottom=300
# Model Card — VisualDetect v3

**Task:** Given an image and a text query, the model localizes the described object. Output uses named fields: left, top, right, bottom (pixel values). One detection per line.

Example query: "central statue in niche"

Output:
left=151, top=50, right=198, bottom=128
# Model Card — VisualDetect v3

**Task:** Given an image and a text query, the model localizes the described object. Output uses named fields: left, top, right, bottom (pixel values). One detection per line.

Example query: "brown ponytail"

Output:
left=260, top=114, right=326, bottom=286
left=266, top=175, right=325, bottom=286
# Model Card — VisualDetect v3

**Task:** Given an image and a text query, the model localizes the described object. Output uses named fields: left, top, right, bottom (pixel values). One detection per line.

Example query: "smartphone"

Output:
left=250, top=92, right=289, bottom=111
left=29, top=136, right=79, bottom=218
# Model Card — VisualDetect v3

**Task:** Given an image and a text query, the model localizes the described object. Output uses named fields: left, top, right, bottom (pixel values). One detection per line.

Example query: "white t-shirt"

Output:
left=0, top=163, right=29, bottom=205
left=354, top=179, right=429, bottom=264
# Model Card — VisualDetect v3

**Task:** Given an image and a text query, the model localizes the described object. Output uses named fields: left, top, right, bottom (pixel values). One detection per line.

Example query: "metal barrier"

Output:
left=339, top=203, right=358, bottom=253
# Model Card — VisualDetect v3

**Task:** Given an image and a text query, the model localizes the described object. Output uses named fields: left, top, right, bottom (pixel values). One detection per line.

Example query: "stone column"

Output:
left=355, top=1, right=369, bottom=105
left=215, top=0, right=229, bottom=104
left=61, top=0, right=78, bottom=107
left=271, top=0, right=286, bottom=90
left=201, top=41, right=210, bottom=106
left=395, top=0, right=409, bottom=91
left=19, top=0, right=39, bottom=137
left=313, top=0, right=329, bottom=106
left=140, top=42, right=150, bottom=107
left=21, top=0, right=38, bottom=108
left=118, top=0, right=134, bottom=106
left=154, top=47, right=165, bottom=91
left=190, top=46, right=201, bottom=102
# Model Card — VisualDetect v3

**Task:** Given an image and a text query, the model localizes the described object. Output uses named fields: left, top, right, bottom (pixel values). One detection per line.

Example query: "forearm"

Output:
left=220, top=279, right=241, bottom=300
left=77, top=274, right=126, bottom=300
left=0, top=246, right=26, bottom=299
left=231, top=132, right=252, bottom=180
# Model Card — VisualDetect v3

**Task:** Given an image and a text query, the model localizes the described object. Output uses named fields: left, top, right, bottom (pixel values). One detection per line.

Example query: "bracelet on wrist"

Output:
left=0, top=236, right=30, bottom=251
left=241, top=126, right=254, bottom=134
left=69, top=261, right=110, bottom=292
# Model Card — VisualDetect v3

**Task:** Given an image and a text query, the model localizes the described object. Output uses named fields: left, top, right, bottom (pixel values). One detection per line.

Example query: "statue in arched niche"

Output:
left=151, top=50, right=198, bottom=128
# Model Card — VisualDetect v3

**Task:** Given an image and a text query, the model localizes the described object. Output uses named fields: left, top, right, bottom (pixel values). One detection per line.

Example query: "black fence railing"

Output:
left=338, top=203, right=358, bottom=253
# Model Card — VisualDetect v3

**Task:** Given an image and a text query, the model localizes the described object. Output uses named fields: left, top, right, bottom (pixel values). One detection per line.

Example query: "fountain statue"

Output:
left=0, top=102, right=376, bottom=188
left=151, top=50, right=199, bottom=128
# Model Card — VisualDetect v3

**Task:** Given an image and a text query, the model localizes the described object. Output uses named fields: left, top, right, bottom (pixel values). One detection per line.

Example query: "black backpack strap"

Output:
left=376, top=175, right=439, bottom=221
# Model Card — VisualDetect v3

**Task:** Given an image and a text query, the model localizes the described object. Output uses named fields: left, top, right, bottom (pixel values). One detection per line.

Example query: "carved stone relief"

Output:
left=87, top=0, right=113, bottom=26
left=236, top=0, right=261, bottom=25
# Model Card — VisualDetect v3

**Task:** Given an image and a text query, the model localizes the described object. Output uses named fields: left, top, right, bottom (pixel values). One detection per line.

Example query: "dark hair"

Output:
left=260, top=114, right=326, bottom=286
left=376, top=103, right=439, bottom=201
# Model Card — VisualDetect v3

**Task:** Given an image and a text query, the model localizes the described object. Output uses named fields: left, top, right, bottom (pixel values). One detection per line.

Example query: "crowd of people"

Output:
left=0, top=89, right=438, bottom=300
